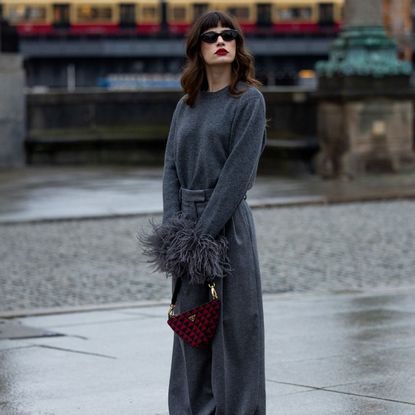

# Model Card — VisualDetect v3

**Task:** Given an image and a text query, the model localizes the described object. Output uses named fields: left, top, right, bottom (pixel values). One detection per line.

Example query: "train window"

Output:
left=8, top=5, right=47, bottom=22
left=277, top=7, right=312, bottom=21
left=226, top=7, right=250, bottom=21
left=53, top=4, right=70, bottom=26
left=119, top=4, right=135, bottom=26
left=77, top=5, right=113, bottom=22
left=193, top=3, right=208, bottom=21
left=142, top=6, right=157, bottom=20
left=171, top=6, right=186, bottom=21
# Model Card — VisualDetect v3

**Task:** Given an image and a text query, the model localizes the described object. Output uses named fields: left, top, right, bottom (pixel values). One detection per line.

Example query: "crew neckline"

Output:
left=198, top=81, right=249, bottom=101
left=199, top=84, right=230, bottom=98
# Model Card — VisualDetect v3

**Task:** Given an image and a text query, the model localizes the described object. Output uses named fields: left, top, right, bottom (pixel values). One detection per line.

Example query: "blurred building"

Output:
left=0, top=0, right=412, bottom=89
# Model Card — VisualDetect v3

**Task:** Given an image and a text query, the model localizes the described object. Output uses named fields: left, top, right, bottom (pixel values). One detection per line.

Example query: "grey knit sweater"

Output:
left=164, top=82, right=266, bottom=231
left=140, top=81, right=267, bottom=283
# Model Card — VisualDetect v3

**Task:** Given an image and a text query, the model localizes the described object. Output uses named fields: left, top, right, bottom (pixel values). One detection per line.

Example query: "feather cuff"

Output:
left=138, top=213, right=232, bottom=285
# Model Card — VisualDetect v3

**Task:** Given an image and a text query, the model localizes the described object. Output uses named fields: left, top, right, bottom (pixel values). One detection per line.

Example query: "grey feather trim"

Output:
left=137, top=213, right=232, bottom=285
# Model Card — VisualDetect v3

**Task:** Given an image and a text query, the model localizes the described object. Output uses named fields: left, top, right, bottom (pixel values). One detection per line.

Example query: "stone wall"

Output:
left=0, top=54, right=25, bottom=168
left=25, top=88, right=318, bottom=171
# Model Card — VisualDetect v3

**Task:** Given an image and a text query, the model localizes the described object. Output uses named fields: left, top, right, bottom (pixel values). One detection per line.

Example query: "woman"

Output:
left=141, top=10, right=267, bottom=415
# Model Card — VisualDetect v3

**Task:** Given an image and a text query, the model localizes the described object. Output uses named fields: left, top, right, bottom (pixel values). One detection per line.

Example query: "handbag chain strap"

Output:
left=168, top=278, right=219, bottom=318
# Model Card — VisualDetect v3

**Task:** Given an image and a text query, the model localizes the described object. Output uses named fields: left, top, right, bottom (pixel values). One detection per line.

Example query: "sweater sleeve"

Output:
left=195, top=88, right=266, bottom=238
left=162, top=97, right=183, bottom=224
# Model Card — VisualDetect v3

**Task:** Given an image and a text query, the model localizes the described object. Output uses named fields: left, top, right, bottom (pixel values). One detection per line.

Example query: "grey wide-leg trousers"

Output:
left=168, top=187, right=266, bottom=415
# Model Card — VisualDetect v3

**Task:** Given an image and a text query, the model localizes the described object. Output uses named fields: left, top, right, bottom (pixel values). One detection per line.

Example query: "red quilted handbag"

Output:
left=167, top=278, right=221, bottom=348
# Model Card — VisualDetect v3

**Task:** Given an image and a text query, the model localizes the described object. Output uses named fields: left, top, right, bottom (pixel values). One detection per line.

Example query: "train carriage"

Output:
left=0, top=0, right=344, bottom=37
left=1, top=0, right=162, bottom=35
left=161, top=0, right=343, bottom=35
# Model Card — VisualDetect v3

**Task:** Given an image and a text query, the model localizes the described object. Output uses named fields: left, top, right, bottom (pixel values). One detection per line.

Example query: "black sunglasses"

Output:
left=200, top=29, right=240, bottom=43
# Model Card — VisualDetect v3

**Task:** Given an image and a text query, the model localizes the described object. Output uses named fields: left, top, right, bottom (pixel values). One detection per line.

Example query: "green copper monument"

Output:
left=316, top=0, right=412, bottom=78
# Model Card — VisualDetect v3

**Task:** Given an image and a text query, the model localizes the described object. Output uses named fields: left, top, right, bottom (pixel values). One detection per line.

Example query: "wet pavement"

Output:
left=1, top=166, right=415, bottom=414
left=1, top=165, right=415, bottom=223
left=1, top=286, right=415, bottom=414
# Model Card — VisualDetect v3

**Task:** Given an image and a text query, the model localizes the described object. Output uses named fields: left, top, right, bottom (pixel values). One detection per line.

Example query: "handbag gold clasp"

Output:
left=168, top=304, right=175, bottom=319
left=208, top=282, right=218, bottom=300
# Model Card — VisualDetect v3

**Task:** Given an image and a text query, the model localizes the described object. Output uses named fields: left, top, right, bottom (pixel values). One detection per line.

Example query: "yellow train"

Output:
left=0, top=0, right=344, bottom=36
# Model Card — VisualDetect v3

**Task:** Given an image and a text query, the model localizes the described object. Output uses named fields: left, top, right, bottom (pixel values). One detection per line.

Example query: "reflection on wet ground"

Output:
left=0, top=287, right=414, bottom=414
left=1, top=165, right=415, bottom=222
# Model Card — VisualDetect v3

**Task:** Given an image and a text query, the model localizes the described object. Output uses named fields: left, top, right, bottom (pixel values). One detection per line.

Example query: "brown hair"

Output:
left=181, top=10, right=262, bottom=107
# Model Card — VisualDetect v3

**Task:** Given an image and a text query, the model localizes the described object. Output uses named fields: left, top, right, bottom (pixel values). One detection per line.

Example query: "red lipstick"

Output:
left=215, top=48, right=228, bottom=55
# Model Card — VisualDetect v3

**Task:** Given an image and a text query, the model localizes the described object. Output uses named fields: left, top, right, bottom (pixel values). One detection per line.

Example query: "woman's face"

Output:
left=199, top=25, right=237, bottom=67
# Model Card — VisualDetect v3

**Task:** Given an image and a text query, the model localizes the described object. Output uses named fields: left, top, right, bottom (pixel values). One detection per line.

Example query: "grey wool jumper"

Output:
left=140, top=81, right=267, bottom=415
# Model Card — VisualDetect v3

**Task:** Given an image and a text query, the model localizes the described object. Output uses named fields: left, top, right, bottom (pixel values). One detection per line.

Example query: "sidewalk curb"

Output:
left=2, top=285, right=415, bottom=319
left=249, top=190, right=415, bottom=209
left=1, top=190, right=415, bottom=225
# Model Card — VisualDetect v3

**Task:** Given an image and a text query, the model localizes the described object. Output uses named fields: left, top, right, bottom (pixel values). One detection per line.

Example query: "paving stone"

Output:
left=0, top=200, right=415, bottom=312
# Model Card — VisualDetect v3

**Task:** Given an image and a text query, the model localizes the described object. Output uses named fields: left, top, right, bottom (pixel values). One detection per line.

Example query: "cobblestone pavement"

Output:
left=1, top=200, right=415, bottom=313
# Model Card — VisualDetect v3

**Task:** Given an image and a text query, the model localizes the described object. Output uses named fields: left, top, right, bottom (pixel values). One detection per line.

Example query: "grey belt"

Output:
left=179, top=187, right=247, bottom=202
